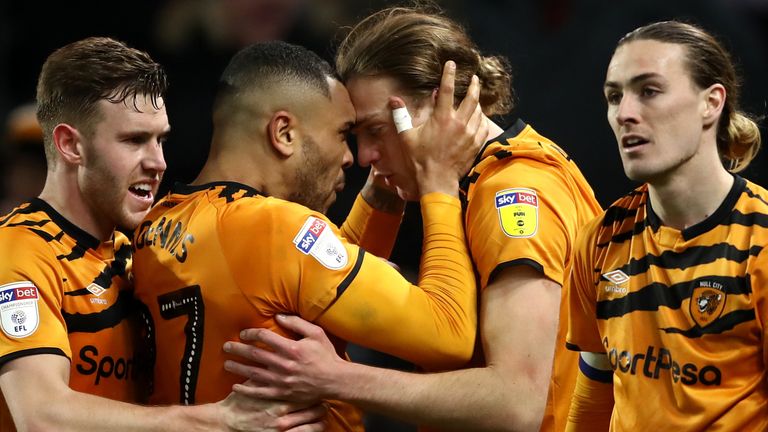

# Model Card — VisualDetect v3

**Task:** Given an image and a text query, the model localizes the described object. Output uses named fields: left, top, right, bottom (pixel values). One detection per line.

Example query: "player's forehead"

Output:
left=346, top=75, right=400, bottom=125
left=326, top=77, right=356, bottom=125
left=606, top=40, right=689, bottom=86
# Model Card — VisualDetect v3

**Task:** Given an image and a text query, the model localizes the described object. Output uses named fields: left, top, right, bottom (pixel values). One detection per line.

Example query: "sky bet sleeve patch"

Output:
left=495, top=188, right=539, bottom=238
left=0, top=281, right=40, bottom=338
left=293, top=216, right=349, bottom=270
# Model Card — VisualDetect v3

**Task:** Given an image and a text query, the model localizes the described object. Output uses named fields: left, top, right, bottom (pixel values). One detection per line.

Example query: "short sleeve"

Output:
left=0, top=228, right=70, bottom=367
left=565, top=219, right=605, bottom=353
left=466, top=159, right=577, bottom=288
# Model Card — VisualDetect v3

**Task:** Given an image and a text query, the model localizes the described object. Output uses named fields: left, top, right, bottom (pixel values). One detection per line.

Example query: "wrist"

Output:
left=169, top=403, right=221, bottom=432
left=416, top=176, right=460, bottom=198
left=330, top=360, right=374, bottom=403
left=361, top=181, right=405, bottom=214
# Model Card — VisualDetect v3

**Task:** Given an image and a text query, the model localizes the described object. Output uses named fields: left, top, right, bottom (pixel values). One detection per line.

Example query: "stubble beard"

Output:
left=288, top=136, right=335, bottom=214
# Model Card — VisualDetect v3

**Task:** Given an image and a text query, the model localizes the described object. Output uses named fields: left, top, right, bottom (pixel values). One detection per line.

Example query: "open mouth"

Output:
left=623, top=136, right=649, bottom=149
left=129, top=183, right=154, bottom=201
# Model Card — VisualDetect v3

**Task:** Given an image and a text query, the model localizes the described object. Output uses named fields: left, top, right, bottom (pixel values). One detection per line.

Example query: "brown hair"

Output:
left=36, top=37, right=168, bottom=165
left=336, top=4, right=513, bottom=116
left=618, top=21, right=761, bottom=173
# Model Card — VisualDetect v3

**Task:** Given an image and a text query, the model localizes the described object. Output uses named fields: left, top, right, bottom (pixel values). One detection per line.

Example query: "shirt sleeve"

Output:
left=317, top=192, right=477, bottom=371
left=339, top=193, right=403, bottom=259
left=566, top=365, right=614, bottom=431
left=565, top=218, right=605, bottom=353
left=466, top=159, right=579, bottom=288
left=221, top=194, right=476, bottom=371
left=0, top=228, right=70, bottom=368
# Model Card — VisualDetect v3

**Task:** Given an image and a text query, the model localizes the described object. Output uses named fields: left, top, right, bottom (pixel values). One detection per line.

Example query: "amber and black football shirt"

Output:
left=0, top=199, right=142, bottom=431
left=459, top=120, right=602, bottom=432
left=132, top=182, right=476, bottom=432
left=567, top=176, right=768, bottom=430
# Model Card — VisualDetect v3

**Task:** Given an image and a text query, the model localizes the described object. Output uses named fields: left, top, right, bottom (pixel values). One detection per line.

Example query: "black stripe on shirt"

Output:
left=0, top=347, right=68, bottom=370
left=64, top=242, right=132, bottom=297
left=725, top=209, right=768, bottom=228
left=488, top=258, right=545, bottom=285
left=334, top=248, right=366, bottom=300
left=660, top=308, right=756, bottom=338
left=601, top=205, right=639, bottom=227
left=620, top=243, right=762, bottom=276
left=64, top=290, right=137, bottom=333
left=596, top=275, right=750, bottom=320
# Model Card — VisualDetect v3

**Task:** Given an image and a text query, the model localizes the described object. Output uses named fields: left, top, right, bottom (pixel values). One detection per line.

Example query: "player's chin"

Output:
left=121, top=202, right=154, bottom=230
left=120, top=211, right=150, bottom=231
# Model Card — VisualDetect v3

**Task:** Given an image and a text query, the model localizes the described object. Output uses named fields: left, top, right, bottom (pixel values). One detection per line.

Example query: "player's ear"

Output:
left=52, top=123, right=85, bottom=165
left=267, top=110, right=299, bottom=157
left=701, top=83, right=725, bottom=128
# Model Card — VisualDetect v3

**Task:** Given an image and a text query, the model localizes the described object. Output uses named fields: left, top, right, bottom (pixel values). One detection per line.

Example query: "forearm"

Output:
left=329, top=361, right=539, bottom=432
left=6, top=387, right=220, bottom=432
left=339, top=187, right=403, bottom=258
left=565, top=354, right=614, bottom=431
left=320, top=192, right=476, bottom=369
left=417, top=192, right=475, bottom=299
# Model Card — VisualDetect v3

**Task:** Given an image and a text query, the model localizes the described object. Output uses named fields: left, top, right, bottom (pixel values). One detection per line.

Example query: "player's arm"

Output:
left=226, top=265, right=559, bottom=432
left=0, top=354, right=324, bottom=432
left=565, top=352, right=614, bottom=431
left=273, top=61, right=484, bottom=370
left=564, top=219, right=613, bottom=430
left=310, top=191, right=476, bottom=370
left=339, top=170, right=404, bottom=258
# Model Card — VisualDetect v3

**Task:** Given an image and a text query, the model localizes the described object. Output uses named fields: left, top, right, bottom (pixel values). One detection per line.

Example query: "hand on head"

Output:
left=389, top=60, right=489, bottom=199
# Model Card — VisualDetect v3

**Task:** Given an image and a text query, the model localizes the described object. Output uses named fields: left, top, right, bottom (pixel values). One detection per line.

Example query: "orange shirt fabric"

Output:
left=132, top=182, right=476, bottom=432
left=567, top=176, right=768, bottom=430
left=459, top=120, right=602, bottom=432
left=0, top=199, right=143, bottom=431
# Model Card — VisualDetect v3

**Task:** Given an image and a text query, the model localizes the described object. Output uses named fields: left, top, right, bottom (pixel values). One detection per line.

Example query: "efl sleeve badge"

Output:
left=0, top=281, right=40, bottom=338
left=293, top=216, right=349, bottom=270
left=495, top=188, right=539, bottom=238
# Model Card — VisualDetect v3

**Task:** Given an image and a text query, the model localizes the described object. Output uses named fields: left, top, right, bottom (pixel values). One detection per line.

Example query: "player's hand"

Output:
left=392, top=60, right=489, bottom=198
left=217, top=390, right=326, bottom=432
left=223, top=315, right=345, bottom=403
left=360, top=166, right=405, bottom=214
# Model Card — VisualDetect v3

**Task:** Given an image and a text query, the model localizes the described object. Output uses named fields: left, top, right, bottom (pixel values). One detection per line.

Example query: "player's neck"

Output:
left=647, top=162, right=733, bottom=231
left=193, top=151, right=292, bottom=200
left=39, top=170, right=113, bottom=242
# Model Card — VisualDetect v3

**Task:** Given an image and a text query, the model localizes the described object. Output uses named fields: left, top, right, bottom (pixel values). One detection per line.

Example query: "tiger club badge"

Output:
left=690, top=284, right=726, bottom=328
left=495, top=188, right=539, bottom=238
left=293, top=216, right=348, bottom=270
left=0, top=281, right=40, bottom=338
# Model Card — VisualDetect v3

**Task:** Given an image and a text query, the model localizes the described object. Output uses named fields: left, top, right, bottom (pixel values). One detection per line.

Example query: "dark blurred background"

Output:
left=1, top=1, right=766, bottom=430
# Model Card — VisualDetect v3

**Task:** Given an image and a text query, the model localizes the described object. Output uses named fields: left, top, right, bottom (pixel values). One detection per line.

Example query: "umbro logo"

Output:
left=86, top=283, right=106, bottom=297
left=602, top=269, right=630, bottom=285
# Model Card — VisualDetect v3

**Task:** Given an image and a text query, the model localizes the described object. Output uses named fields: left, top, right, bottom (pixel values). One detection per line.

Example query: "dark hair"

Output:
left=618, top=21, right=761, bottom=173
left=336, top=4, right=513, bottom=116
left=36, top=37, right=167, bottom=165
left=214, top=40, right=335, bottom=116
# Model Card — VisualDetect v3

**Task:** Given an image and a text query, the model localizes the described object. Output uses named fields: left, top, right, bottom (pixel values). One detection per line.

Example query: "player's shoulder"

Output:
left=218, top=194, right=339, bottom=246
left=0, top=201, right=60, bottom=252
left=739, top=177, right=768, bottom=213
left=585, top=185, right=647, bottom=242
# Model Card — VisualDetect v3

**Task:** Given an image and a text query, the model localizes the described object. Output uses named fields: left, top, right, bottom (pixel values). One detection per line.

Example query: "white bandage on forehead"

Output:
left=392, top=107, right=413, bottom=133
